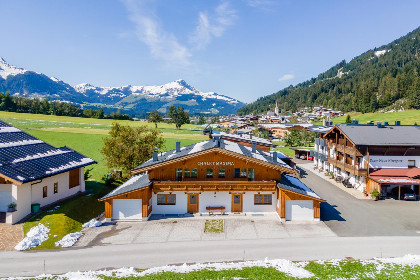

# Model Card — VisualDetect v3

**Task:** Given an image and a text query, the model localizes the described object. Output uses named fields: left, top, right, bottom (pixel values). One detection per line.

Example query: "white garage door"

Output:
left=0, top=192, right=12, bottom=212
left=286, top=200, right=313, bottom=221
left=112, top=199, right=142, bottom=220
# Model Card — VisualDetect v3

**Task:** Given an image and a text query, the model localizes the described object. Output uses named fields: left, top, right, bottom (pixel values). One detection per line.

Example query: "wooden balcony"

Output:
left=153, top=181, right=277, bottom=193
left=328, top=157, right=368, bottom=177
left=333, top=143, right=362, bottom=156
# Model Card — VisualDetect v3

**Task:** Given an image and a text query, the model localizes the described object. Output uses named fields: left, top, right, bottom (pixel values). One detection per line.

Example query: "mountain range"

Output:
left=238, top=26, right=420, bottom=115
left=0, top=58, right=244, bottom=116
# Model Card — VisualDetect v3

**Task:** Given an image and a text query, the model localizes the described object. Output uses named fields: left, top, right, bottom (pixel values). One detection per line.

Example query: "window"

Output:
left=157, top=194, right=176, bottom=205
left=184, top=168, right=198, bottom=178
left=176, top=168, right=183, bottom=181
left=408, top=160, right=416, bottom=167
left=218, top=168, right=225, bottom=178
left=206, top=168, right=213, bottom=178
left=248, top=168, right=255, bottom=181
left=43, top=186, right=48, bottom=198
left=191, top=168, right=198, bottom=178
left=234, top=168, right=240, bottom=178
left=54, top=182, right=58, bottom=194
left=254, top=194, right=272, bottom=205
left=69, top=168, right=80, bottom=188
left=240, top=168, right=247, bottom=178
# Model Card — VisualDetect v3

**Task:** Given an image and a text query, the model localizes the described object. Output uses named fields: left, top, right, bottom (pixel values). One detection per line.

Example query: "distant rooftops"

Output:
left=336, top=121, right=420, bottom=146
left=211, top=131, right=275, bottom=147
left=0, top=120, right=96, bottom=183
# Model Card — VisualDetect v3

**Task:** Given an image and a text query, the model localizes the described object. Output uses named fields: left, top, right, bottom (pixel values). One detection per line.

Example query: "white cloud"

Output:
left=190, top=2, right=237, bottom=50
left=278, top=74, right=295, bottom=82
left=121, top=0, right=192, bottom=66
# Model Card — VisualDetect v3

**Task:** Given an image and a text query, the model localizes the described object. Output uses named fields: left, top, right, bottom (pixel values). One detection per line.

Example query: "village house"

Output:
left=315, top=121, right=420, bottom=199
left=100, top=138, right=324, bottom=221
left=0, top=120, right=96, bottom=224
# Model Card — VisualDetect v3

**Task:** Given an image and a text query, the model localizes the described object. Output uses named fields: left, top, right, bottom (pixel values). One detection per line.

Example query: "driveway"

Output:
left=77, top=213, right=335, bottom=247
left=0, top=223, right=22, bottom=251
left=298, top=163, right=420, bottom=236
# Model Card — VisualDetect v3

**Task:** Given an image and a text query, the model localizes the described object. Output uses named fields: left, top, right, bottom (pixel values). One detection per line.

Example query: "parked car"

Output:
left=391, top=187, right=415, bottom=200
left=300, top=155, right=307, bottom=160
left=307, top=155, right=314, bottom=161
left=404, top=193, right=417, bottom=201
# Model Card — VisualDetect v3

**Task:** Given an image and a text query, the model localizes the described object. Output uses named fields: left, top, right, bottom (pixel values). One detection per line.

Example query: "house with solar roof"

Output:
left=100, top=137, right=324, bottom=221
left=0, top=120, right=96, bottom=224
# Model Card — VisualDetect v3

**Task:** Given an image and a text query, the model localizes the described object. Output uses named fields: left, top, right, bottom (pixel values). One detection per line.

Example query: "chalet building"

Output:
left=0, top=120, right=95, bottom=224
left=210, top=131, right=276, bottom=152
left=315, top=121, right=420, bottom=198
left=100, top=138, right=324, bottom=221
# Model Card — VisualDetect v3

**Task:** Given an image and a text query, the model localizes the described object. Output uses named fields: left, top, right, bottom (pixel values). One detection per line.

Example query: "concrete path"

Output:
left=77, top=214, right=335, bottom=247
left=2, top=236, right=420, bottom=277
left=297, top=164, right=420, bottom=237
left=0, top=224, right=22, bottom=251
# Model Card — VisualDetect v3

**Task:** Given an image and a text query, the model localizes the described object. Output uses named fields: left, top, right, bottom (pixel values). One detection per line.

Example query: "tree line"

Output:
left=238, top=26, right=420, bottom=115
left=0, top=91, right=131, bottom=120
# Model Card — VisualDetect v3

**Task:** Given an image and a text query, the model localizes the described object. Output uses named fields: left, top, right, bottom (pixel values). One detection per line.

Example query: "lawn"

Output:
left=204, top=219, right=224, bottom=233
left=22, top=181, right=113, bottom=250
left=331, top=109, right=420, bottom=125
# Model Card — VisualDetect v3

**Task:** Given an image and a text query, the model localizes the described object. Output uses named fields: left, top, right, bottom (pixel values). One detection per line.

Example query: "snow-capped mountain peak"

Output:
left=0, top=57, right=28, bottom=79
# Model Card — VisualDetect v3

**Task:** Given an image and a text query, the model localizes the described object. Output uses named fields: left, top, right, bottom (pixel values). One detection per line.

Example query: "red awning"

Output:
left=369, top=168, right=420, bottom=178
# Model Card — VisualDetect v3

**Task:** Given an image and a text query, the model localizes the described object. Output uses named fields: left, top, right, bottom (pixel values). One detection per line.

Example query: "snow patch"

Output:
left=188, top=141, right=208, bottom=154
left=0, top=127, right=21, bottom=133
left=0, top=139, right=43, bottom=148
left=12, top=149, right=71, bottom=163
left=14, top=224, right=50, bottom=251
left=0, top=57, right=28, bottom=79
left=82, top=219, right=102, bottom=228
left=55, top=232, right=83, bottom=248
left=374, top=49, right=389, bottom=57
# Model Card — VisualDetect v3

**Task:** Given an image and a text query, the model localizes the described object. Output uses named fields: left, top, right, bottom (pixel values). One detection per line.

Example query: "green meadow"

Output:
left=332, top=109, right=420, bottom=125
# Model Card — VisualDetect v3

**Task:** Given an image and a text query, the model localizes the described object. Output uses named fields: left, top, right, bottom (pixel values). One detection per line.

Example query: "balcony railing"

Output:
left=153, top=181, right=277, bottom=192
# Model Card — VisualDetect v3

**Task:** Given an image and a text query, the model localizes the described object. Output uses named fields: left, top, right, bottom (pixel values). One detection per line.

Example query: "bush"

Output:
left=371, top=189, right=380, bottom=197
left=84, top=168, right=93, bottom=180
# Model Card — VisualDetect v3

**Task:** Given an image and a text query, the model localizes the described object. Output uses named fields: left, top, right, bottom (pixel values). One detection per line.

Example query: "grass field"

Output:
left=0, top=112, right=206, bottom=181
left=332, top=109, right=420, bottom=125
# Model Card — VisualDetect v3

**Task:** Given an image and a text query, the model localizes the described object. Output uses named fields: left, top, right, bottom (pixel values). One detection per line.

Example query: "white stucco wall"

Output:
left=152, top=191, right=278, bottom=215
left=0, top=184, right=12, bottom=212
left=6, top=168, right=85, bottom=224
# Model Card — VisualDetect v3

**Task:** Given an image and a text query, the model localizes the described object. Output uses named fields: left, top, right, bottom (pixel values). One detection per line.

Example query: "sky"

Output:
left=1, top=0, right=420, bottom=103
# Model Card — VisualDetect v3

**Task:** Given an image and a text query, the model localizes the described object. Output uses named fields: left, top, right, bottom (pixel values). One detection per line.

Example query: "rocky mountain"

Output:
left=238, top=26, right=420, bottom=115
left=0, top=58, right=244, bottom=116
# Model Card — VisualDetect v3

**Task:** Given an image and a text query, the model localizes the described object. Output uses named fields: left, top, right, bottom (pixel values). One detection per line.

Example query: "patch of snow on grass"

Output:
left=82, top=219, right=102, bottom=228
left=55, top=232, right=83, bottom=248
left=14, top=224, right=50, bottom=251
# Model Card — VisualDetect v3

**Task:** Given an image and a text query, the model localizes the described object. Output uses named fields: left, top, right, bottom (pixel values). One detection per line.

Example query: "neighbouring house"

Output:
left=318, top=120, right=420, bottom=199
left=100, top=138, right=324, bottom=222
left=0, top=120, right=96, bottom=224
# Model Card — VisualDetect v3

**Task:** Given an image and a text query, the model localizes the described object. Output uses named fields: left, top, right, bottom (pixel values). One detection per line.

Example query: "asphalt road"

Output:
left=297, top=164, right=420, bottom=236
left=2, top=236, right=420, bottom=277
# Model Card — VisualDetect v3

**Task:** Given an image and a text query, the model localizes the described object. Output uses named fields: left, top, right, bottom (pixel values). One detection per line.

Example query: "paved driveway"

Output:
left=77, top=213, right=335, bottom=246
left=298, top=164, right=420, bottom=236
left=0, top=224, right=22, bottom=251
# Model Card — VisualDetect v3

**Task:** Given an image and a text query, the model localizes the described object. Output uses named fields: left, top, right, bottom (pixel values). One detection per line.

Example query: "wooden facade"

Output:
left=276, top=188, right=321, bottom=219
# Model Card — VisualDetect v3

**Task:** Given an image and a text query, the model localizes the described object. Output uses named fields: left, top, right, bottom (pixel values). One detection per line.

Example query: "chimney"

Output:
left=153, top=150, right=158, bottom=162
left=252, top=141, right=257, bottom=153
left=176, top=141, right=181, bottom=152
left=376, top=121, right=382, bottom=128
left=272, top=151, right=277, bottom=163
left=395, top=120, right=401, bottom=126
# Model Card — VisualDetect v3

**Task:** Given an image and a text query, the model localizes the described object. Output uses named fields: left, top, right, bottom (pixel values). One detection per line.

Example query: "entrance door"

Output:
left=231, top=194, right=243, bottom=212
left=187, top=194, right=199, bottom=213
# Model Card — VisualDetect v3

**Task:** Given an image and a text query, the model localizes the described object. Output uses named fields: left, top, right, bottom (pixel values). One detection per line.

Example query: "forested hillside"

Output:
left=238, top=26, right=420, bottom=115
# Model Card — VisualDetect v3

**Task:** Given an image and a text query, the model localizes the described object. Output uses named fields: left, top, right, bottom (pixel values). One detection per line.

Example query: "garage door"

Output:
left=112, top=199, right=142, bottom=220
left=0, top=192, right=12, bottom=212
left=286, top=200, right=313, bottom=221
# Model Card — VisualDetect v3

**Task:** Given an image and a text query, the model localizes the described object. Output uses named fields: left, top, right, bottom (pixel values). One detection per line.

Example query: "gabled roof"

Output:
left=0, top=120, right=96, bottom=183
left=100, top=173, right=151, bottom=200
left=278, top=174, right=322, bottom=200
left=133, top=139, right=293, bottom=172
left=335, top=124, right=420, bottom=146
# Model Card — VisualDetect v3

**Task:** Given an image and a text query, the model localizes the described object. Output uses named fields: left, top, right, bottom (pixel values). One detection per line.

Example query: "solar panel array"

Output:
left=0, top=121, right=96, bottom=183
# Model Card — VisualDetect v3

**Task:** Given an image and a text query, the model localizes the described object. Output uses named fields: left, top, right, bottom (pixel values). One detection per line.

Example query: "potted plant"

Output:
left=7, top=202, right=16, bottom=212
left=329, top=171, right=334, bottom=179
left=363, top=191, right=368, bottom=197
left=371, top=189, right=380, bottom=201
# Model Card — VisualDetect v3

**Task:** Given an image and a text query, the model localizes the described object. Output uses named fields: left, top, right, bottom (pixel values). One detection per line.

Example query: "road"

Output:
left=297, top=164, right=420, bottom=236
left=1, top=236, right=420, bottom=277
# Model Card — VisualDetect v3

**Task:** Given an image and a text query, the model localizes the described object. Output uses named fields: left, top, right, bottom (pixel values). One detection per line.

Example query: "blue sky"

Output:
left=1, top=0, right=420, bottom=103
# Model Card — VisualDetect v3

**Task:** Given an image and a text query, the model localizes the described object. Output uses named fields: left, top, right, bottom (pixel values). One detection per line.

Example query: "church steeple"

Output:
left=274, top=100, right=279, bottom=115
